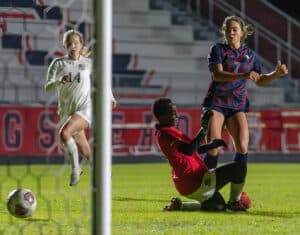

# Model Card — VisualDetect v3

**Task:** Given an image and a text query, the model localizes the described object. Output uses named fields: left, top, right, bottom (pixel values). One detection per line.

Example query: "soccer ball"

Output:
left=6, top=189, right=37, bottom=218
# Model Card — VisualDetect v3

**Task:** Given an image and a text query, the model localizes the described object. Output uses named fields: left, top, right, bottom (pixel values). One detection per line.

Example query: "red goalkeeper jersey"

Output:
left=155, top=126, right=208, bottom=195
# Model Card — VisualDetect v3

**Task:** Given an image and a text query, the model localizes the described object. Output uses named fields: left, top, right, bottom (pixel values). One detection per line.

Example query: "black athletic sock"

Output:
left=233, top=152, right=248, bottom=163
left=203, top=153, right=219, bottom=169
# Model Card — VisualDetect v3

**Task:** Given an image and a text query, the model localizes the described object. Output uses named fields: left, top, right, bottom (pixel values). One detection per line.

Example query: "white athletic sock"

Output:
left=180, top=201, right=202, bottom=211
left=229, top=182, right=245, bottom=202
left=65, top=138, right=80, bottom=170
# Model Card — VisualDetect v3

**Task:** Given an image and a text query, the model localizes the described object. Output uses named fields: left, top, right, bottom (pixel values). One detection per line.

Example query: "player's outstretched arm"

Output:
left=177, top=110, right=213, bottom=155
left=255, top=60, right=288, bottom=86
left=197, top=139, right=227, bottom=154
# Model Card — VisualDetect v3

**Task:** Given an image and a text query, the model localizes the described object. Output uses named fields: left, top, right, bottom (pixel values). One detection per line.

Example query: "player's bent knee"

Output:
left=60, top=131, right=71, bottom=143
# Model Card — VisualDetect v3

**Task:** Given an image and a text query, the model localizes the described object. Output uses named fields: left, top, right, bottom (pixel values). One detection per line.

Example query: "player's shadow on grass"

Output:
left=26, top=218, right=50, bottom=222
left=113, top=196, right=167, bottom=203
left=113, top=196, right=300, bottom=218
left=247, top=210, right=300, bottom=218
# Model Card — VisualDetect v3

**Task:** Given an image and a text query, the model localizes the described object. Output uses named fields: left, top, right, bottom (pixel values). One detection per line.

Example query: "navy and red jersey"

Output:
left=202, top=43, right=262, bottom=110
left=155, top=126, right=208, bottom=196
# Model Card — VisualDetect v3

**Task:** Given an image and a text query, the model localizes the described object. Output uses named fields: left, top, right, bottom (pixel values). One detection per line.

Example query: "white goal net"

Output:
left=0, top=0, right=97, bottom=234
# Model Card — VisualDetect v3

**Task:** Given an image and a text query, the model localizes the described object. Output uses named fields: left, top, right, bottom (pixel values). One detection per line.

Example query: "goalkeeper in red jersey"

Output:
left=152, top=97, right=251, bottom=211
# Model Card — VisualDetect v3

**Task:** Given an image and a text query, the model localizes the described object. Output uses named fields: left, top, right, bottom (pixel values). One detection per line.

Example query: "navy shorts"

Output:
left=203, top=106, right=248, bottom=120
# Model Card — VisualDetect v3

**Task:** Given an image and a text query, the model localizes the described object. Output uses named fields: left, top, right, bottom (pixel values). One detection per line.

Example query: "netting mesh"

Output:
left=0, top=0, right=94, bottom=234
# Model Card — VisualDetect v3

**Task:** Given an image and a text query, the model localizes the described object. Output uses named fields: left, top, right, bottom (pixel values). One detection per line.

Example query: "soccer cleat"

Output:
left=227, top=200, right=247, bottom=211
left=163, top=197, right=182, bottom=212
left=201, top=192, right=227, bottom=211
left=69, top=168, right=83, bottom=186
left=227, top=192, right=251, bottom=211
left=240, top=192, right=251, bottom=209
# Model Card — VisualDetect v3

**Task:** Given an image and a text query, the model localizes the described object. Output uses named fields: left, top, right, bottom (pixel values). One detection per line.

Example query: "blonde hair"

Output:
left=62, top=29, right=91, bottom=57
left=220, top=15, right=254, bottom=44
left=63, top=29, right=83, bottom=46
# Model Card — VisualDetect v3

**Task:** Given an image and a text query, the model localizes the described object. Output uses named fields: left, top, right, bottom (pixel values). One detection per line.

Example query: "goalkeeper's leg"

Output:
left=163, top=198, right=202, bottom=212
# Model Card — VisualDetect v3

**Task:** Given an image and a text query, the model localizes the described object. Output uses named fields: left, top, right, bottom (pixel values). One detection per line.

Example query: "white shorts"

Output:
left=76, top=102, right=92, bottom=127
left=186, top=169, right=216, bottom=202
left=58, top=101, right=92, bottom=134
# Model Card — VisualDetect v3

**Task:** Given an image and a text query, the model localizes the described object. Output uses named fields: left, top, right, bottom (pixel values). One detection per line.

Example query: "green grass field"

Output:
left=0, top=162, right=299, bottom=235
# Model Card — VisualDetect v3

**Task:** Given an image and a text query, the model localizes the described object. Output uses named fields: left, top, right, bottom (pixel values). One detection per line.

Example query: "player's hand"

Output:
left=209, top=139, right=227, bottom=149
left=112, top=99, right=117, bottom=109
left=275, top=60, right=288, bottom=77
left=61, top=73, right=72, bottom=84
left=201, top=109, right=212, bottom=131
left=248, top=71, right=261, bottom=83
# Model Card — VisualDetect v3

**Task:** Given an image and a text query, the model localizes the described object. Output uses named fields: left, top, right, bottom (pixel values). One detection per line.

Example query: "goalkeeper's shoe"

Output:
left=69, top=167, right=83, bottom=186
left=227, top=192, right=251, bottom=211
left=163, top=197, right=182, bottom=212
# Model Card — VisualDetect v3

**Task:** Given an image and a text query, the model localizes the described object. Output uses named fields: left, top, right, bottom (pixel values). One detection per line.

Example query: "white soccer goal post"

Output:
left=92, top=1, right=112, bottom=235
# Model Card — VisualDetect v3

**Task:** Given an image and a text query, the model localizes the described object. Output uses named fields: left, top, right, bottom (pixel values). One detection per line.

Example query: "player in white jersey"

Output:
left=45, top=29, right=116, bottom=186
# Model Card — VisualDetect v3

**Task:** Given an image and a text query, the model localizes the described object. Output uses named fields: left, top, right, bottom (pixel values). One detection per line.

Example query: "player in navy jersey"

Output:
left=153, top=97, right=251, bottom=211
left=201, top=15, right=288, bottom=169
